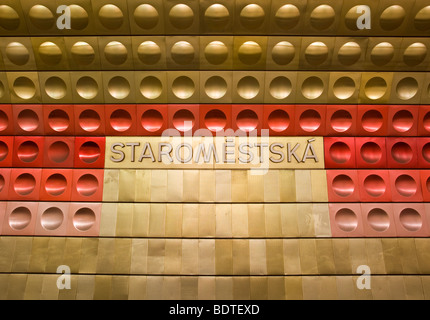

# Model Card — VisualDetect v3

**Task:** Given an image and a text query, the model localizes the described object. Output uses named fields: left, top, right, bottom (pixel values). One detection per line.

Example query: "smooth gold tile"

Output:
left=232, top=239, right=250, bottom=275
left=165, top=204, right=182, bottom=237
left=198, top=277, right=216, bottom=300
left=181, top=239, right=198, bottom=275
left=215, top=277, right=233, bottom=300
left=249, top=240, right=267, bottom=275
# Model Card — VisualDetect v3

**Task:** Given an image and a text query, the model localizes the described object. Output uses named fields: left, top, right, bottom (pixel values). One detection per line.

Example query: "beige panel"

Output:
left=164, top=239, right=181, bottom=275
left=0, top=37, right=37, bottom=71
left=296, top=71, right=329, bottom=103
left=328, top=72, right=361, bottom=104
left=128, top=276, right=147, bottom=300
left=165, top=204, right=182, bottom=238
left=231, top=204, right=249, bottom=237
left=264, top=71, right=298, bottom=103
left=215, top=277, right=233, bottom=300
left=7, top=71, right=41, bottom=103
left=70, top=71, right=105, bottom=103
left=31, top=37, right=69, bottom=70
left=198, top=277, right=216, bottom=300
left=390, top=72, right=425, bottom=105
left=64, top=36, right=102, bottom=71
left=200, top=36, right=233, bottom=70
left=102, top=71, right=136, bottom=103
left=199, top=71, right=233, bottom=103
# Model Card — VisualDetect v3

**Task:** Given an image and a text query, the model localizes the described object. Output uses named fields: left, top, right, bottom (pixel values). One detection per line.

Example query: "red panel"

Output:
left=324, top=137, right=356, bottom=168
left=355, top=137, right=387, bottom=169
left=0, top=169, right=11, bottom=200
left=326, top=170, right=360, bottom=202
left=200, top=105, right=232, bottom=134
left=40, top=169, right=73, bottom=202
left=43, top=105, right=75, bottom=135
left=13, top=105, right=44, bottom=135
left=418, top=105, right=430, bottom=136
left=386, top=138, right=418, bottom=169
left=67, top=202, right=101, bottom=237
left=74, top=105, right=106, bottom=136
left=294, top=105, right=326, bottom=136
left=329, top=203, right=364, bottom=237
left=71, top=169, right=104, bottom=202
left=105, top=104, right=137, bottom=136
left=231, top=105, right=263, bottom=134
left=74, top=137, right=105, bottom=168
left=387, top=105, right=418, bottom=136
left=263, top=105, right=295, bottom=136
left=137, top=104, right=168, bottom=136
left=361, top=203, right=397, bottom=237
left=168, top=104, right=200, bottom=135
left=325, top=105, right=357, bottom=136
left=388, top=170, right=423, bottom=202
left=0, top=136, right=13, bottom=167
left=44, top=137, right=75, bottom=168
left=392, top=203, right=430, bottom=237
left=416, top=138, right=430, bottom=169
left=2, top=202, right=38, bottom=236
left=8, top=169, right=42, bottom=201
left=34, top=202, right=69, bottom=236
left=357, top=105, right=388, bottom=136
left=357, top=170, right=392, bottom=202
left=13, top=136, right=44, bottom=168
left=420, top=171, right=430, bottom=201
left=0, top=105, right=13, bottom=135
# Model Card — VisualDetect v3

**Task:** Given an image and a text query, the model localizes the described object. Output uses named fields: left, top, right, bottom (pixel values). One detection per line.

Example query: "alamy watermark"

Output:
left=56, top=265, right=71, bottom=290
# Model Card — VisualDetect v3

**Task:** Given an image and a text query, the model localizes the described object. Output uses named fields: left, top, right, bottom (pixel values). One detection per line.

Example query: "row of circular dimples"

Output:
left=1, top=3, right=430, bottom=32
left=3, top=39, right=429, bottom=69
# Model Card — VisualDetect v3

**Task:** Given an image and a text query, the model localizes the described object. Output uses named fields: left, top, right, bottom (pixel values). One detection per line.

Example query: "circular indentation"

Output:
left=330, top=110, right=352, bottom=133
left=0, top=174, right=4, bottom=192
left=395, top=175, right=417, bottom=198
left=236, top=109, right=258, bottom=132
left=14, top=173, right=36, bottom=196
left=169, top=4, right=194, bottom=29
left=48, top=141, right=70, bottom=163
left=380, top=5, right=406, bottom=30
left=0, top=140, right=7, bottom=162
left=364, top=77, right=387, bottom=100
left=79, top=142, right=101, bottom=164
left=13, top=77, right=36, bottom=100
left=48, top=109, right=69, bottom=132
left=17, top=141, right=38, bottom=163
left=367, top=208, right=390, bottom=232
left=238, top=41, right=262, bottom=65
left=41, top=207, right=64, bottom=231
left=392, top=110, right=414, bottom=133
left=304, top=42, right=328, bottom=65
left=171, top=41, right=195, bottom=65
left=134, top=4, right=159, bottom=29
left=172, top=76, right=195, bottom=99
left=337, top=42, right=362, bottom=66
left=71, top=42, right=95, bottom=66
left=138, top=41, right=161, bottom=65
left=17, top=109, right=39, bottom=132
left=360, top=142, right=382, bottom=164
left=403, top=43, right=427, bottom=66
left=173, top=109, right=195, bottom=132
left=141, top=109, right=163, bottom=132
left=98, top=4, right=123, bottom=30
left=76, top=77, right=98, bottom=100
left=272, top=41, right=295, bottom=65
left=268, top=109, right=289, bottom=132
left=0, top=110, right=8, bottom=132
left=240, top=4, right=265, bottom=30
left=104, top=41, right=128, bottom=65
left=73, top=208, right=96, bottom=232
left=29, top=5, right=54, bottom=29
left=39, top=42, right=62, bottom=65
left=332, top=175, right=355, bottom=198
left=237, top=76, right=260, bottom=100
left=204, top=4, right=230, bottom=31
left=333, top=77, right=356, bottom=100
left=400, top=208, right=422, bottom=231
left=364, top=175, right=386, bottom=197
left=45, top=77, right=67, bottom=100
left=391, top=142, right=413, bottom=164
left=204, top=41, right=228, bottom=65
left=396, top=77, right=418, bottom=100
left=110, top=109, right=132, bottom=132
left=370, top=42, right=394, bottom=66
left=269, top=77, right=292, bottom=100
left=77, top=174, right=99, bottom=197
left=329, top=142, right=351, bottom=164
left=415, top=6, right=430, bottom=31
left=299, top=109, right=321, bottom=132
left=205, top=76, right=227, bottom=100
left=204, top=109, right=227, bottom=132
left=9, top=207, right=31, bottom=230
left=79, top=109, right=101, bottom=132
left=301, top=76, right=324, bottom=100
left=5, top=42, right=29, bottom=66
left=361, top=110, right=383, bottom=133
left=140, top=76, right=162, bottom=99
left=345, top=6, right=366, bottom=31
left=69, top=4, right=89, bottom=30
left=275, top=4, right=300, bottom=30
left=310, top=4, right=335, bottom=30
left=423, top=112, right=430, bottom=133
left=0, top=5, right=20, bottom=30
left=108, top=77, right=130, bottom=100
left=335, top=208, right=357, bottom=232
left=45, top=174, right=67, bottom=197
left=422, top=143, right=430, bottom=163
